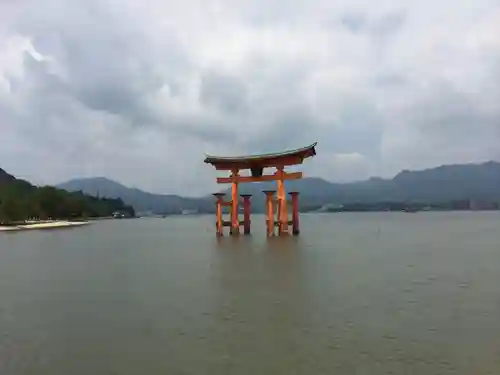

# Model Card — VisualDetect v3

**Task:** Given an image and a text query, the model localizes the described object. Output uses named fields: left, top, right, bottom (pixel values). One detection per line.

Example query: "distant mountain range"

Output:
left=57, top=161, right=500, bottom=214
left=56, top=177, right=211, bottom=214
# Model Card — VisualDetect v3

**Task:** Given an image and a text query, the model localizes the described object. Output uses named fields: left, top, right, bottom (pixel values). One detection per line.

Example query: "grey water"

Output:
left=0, top=212, right=499, bottom=374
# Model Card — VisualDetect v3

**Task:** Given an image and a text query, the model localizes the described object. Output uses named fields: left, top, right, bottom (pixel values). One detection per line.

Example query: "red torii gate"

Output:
left=204, top=142, right=317, bottom=237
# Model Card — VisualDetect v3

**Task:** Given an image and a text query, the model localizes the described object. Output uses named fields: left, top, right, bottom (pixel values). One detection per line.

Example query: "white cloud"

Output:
left=0, top=0, right=499, bottom=195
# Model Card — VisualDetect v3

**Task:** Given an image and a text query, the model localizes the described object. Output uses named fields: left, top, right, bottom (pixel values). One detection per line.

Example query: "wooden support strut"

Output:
left=289, top=192, right=300, bottom=235
left=241, top=194, right=252, bottom=235
left=230, top=169, right=240, bottom=235
left=263, top=190, right=276, bottom=237
left=212, top=193, right=225, bottom=236
left=276, top=166, right=288, bottom=235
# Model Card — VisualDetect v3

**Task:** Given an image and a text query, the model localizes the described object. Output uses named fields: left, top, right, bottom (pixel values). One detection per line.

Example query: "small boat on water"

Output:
left=404, top=207, right=419, bottom=213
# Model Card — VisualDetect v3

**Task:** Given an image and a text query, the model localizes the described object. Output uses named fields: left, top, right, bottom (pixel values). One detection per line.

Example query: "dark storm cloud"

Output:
left=15, top=0, right=191, bottom=122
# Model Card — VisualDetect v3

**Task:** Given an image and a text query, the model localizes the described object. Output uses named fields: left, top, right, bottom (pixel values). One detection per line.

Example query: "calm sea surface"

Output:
left=0, top=212, right=499, bottom=374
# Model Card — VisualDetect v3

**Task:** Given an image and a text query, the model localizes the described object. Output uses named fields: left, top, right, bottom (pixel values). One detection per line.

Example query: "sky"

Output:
left=0, top=0, right=499, bottom=196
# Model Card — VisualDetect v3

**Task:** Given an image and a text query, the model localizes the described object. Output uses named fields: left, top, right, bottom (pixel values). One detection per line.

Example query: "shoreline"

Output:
left=0, top=221, right=91, bottom=232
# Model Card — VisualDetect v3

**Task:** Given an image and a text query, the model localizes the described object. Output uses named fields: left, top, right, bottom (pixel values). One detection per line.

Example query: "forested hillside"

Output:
left=0, top=168, right=135, bottom=223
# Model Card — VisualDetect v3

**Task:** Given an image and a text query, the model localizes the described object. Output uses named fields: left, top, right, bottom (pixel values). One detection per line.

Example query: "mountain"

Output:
left=0, top=168, right=17, bottom=184
left=222, top=161, right=500, bottom=207
left=57, top=161, right=500, bottom=213
left=57, top=177, right=212, bottom=214
left=391, top=161, right=500, bottom=201
left=0, top=169, right=135, bottom=223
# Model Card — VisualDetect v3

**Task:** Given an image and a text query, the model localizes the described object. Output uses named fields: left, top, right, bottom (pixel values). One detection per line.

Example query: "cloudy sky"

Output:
left=1, top=0, right=499, bottom=195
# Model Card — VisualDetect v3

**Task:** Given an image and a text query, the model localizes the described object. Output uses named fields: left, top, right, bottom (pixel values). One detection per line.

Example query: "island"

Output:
left=0, top=168, right=135, bottom=231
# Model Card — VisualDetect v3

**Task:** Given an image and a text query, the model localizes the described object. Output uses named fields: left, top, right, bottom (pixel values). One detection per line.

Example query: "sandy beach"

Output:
left=0, top=221, right=90, bottom=232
